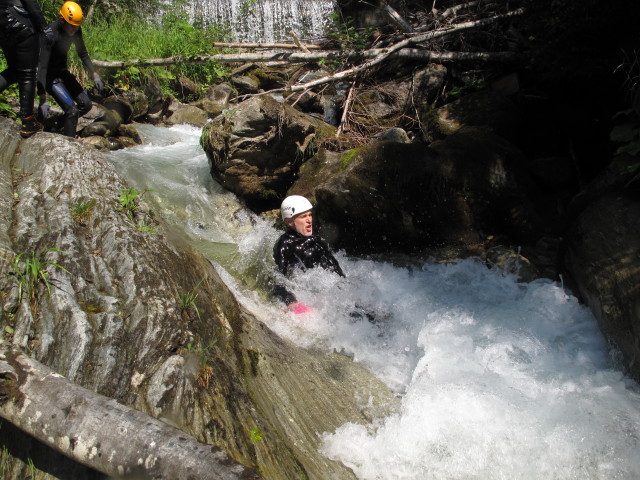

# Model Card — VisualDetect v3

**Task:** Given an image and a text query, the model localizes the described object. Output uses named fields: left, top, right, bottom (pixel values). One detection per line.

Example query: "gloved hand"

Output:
left=41, top=26, right=54, bottom=45
left=93, top=73, right=104, bottom=94
left=288, top=302, right=313, bottom=315
left=38, top=101, right=51, bottom=121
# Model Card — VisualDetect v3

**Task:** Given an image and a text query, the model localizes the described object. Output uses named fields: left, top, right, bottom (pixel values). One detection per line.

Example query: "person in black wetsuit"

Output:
left=37, top=1, right=104, bottom=137
left=273, top=195, right=344, bottom=313
left=0, top=0, right=54, bottom=138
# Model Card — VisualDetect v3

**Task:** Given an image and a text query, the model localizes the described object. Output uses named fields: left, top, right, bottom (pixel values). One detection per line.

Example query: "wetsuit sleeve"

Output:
left=273, top=235, right=293, bottom=277
left=19, top=0, right=47, bottom=31
left=37, top=22, right=56, bottom=95
left=272, top=235, right=297, bottom=305
left=74, top=29, right=97, bottom=76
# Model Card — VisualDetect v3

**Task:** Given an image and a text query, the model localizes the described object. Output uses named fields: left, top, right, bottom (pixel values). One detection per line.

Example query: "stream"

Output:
left=109, top=123, right=640, bottom=480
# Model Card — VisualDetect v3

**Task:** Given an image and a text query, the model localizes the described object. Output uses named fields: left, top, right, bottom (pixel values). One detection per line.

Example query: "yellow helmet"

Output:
left=60, top=1, right=83, bottom=26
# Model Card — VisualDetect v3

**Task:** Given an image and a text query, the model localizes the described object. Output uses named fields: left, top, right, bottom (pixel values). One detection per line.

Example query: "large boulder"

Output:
left=192, top=82, right=236, bottom=117
left=562, top=191, right=640, bottom=382
left=201, top=94, right=336, bottom=210
left=165, top=99, right=208, bottom=127
left=289, top=126, right=543, bottom=253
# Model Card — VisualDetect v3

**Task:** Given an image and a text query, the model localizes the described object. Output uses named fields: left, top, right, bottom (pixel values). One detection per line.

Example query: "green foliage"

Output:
left=0, top=444, right=8, bottom=478
left=71, top=198, right=96, bottom=224
left=325, top=13, right=374, bottom=51
left=0, top=96, right=17, bottom=120
left=117, top=187, right=141, bottom=220
left=79, top=11, right=230, bottom=92
left=186, top=335, right=218, bottom=388
left=187, top=336, right=218, bottom=364
left=8, top=248, right=69, bottom=304
left=27, top=457, right=36, bottom=480
left=447, top=78, right=486, bottom=100
left=178, top=277, right=205, bottom=319
left=249, top=427, right=263, bottom=442
left=135, top=219, right=158, bottom=235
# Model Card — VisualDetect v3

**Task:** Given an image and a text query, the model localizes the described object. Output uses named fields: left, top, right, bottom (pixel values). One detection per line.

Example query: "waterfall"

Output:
left=109, top=124, right=640, bottom=480
left=190, top=0, right=337, bottom=43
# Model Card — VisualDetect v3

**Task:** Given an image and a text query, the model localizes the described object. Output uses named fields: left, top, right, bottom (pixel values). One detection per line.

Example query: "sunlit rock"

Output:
left=201, top=94, right=336, bottom=210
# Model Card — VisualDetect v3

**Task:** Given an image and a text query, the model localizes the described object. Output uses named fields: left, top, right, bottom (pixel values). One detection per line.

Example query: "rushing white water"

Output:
left=189, top=0, right=337, bottom=43
left=109, top=124, right=640, bottom=480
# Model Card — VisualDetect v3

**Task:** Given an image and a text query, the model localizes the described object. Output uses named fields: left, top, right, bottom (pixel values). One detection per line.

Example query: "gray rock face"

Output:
left=563, top=192, right=640, bottom=382
left=0, top=118, right=396, bottom=479
left=201, top=95, right=336, bottom=210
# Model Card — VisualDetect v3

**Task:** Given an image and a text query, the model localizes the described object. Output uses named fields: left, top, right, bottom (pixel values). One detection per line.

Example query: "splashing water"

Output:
left=109, top=124, right=640, bottom=480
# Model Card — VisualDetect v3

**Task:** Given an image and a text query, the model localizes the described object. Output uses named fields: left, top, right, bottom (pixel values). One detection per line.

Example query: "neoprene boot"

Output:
left=20, top=115, right=43, bottom=138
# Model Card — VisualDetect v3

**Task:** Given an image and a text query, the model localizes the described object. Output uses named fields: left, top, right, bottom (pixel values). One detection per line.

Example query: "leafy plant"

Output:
left=71, top=198, right=96, bottom=224
left=186, top=335, right=218, bottom=389
left=249, top=427, right=263, bottom=442
left=0, top=444, right=8, bottom=478
left=325, top=13, right=374, bottom=51
left=27, top=457, right=36, bottom=479
left=117, top=187, right=140, bottom=220
left=0, top=97, right=17, bottom=120
left=135, top=219, right=158, bottom=235
left=8, top=248, right=69, bottom=303
left=178, top=277, right=205, bottom=320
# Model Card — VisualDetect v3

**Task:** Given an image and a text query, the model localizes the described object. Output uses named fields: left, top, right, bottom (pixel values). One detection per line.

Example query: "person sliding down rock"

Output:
left=37, top=1, right=104, bottom=137
left=272, top=195, right=345, bottom=314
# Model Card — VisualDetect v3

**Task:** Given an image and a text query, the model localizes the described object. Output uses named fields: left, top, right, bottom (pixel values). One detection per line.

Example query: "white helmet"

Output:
left=281, top=195, right=313, bottom=220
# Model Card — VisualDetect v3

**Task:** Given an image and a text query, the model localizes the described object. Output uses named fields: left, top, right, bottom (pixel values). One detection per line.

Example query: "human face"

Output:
left=288, top=210, right=313, bottom=236
left=63, top=22, right=80, bottom=36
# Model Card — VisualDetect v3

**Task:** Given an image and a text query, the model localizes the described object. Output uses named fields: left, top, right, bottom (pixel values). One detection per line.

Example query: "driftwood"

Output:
left=0, top=344, right=260, bottom=480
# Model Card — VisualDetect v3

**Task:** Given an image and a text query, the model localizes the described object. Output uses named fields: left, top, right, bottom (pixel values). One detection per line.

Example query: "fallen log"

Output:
left=211, top=42, right=321, bottom=50
left=93, top=48, right=520, bottom=69
left=0, top=344, right=260, bottom=480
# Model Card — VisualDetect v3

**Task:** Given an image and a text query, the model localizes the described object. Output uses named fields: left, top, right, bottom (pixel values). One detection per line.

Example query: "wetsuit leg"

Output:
left=14, top=33, right=39, bottom=119
left=75, top=90, right=93, bottom=117
left=50, top=80, right=79, bottom=137
left=0, top=33, right=39, bottom=118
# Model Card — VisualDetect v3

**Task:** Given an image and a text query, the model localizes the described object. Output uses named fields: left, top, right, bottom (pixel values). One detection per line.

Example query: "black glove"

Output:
left=38, top=101, right=51, bottom=121
left=41, top=26, right=54, bottom=45
left=93, top=74, right=104, bottom=94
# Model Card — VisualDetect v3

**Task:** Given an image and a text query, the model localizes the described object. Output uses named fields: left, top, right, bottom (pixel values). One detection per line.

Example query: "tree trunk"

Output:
left=0, top=345, right=260, bottom=480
